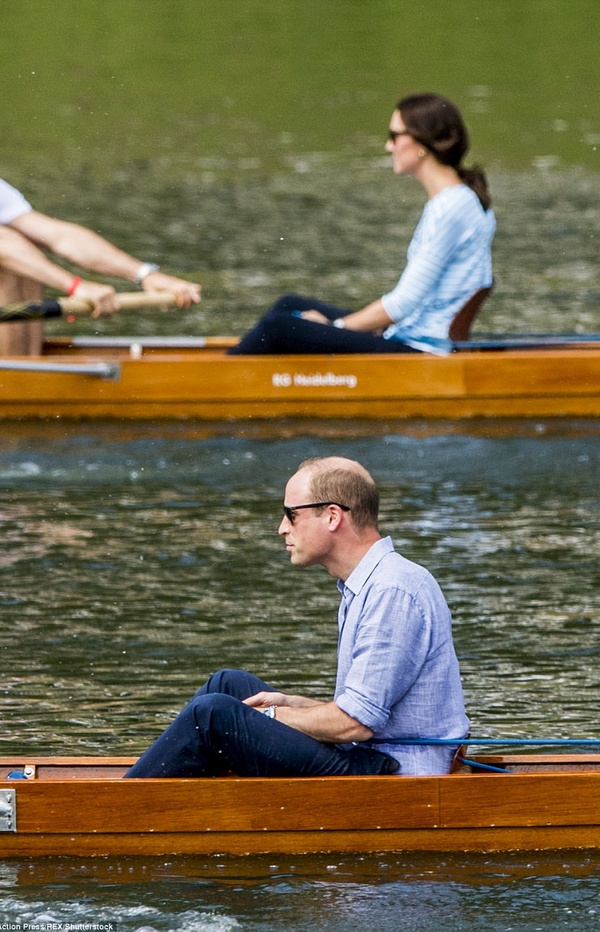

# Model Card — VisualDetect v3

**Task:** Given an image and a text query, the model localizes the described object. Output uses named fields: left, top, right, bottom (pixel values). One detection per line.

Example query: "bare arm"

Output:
left=0, top=223, right=123, bottom=315
left=8, top=212, right=201, bottom=309
left=0, top=224, right=83, bottom=293
left=11, top=211, right=147, bottom=279
left=244, top=690, right=373, bottom=743
left=301, top=298, right=393, bottom=333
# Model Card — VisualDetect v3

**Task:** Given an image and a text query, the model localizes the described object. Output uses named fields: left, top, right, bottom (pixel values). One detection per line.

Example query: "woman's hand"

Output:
left=300, top=309, right=331, bottom=325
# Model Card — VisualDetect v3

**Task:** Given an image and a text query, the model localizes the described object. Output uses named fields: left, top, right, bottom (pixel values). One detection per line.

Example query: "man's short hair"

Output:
left=298, top=457, right=379, bottom=531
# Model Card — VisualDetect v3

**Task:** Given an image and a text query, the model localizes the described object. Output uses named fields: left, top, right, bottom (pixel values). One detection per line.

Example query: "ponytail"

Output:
left=457, top=165, right=491, bottom=211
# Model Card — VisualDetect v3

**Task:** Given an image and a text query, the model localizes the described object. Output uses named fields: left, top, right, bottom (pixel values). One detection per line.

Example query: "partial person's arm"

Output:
left=302, top=192, right=479, bottom=332
left=244, top=690, right=373, bottom=743
left=0, top=223, right=119, bottom=308
left=8, top=211, right=201, bottom=310
left=301, top=298, right=393, bottom=333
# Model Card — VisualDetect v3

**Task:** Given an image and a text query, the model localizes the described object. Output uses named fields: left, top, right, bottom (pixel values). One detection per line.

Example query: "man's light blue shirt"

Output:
left=334, top=536, right=469, bottom=775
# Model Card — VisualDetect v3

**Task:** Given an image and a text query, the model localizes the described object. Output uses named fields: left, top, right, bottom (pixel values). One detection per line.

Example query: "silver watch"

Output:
left=135, top=262, right=160, bottom=284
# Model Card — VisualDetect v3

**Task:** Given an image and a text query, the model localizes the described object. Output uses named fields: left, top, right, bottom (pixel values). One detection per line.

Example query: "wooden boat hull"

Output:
left=1, top=338, right=600, bottom=420
left=2, top=755, right=600, bottom=856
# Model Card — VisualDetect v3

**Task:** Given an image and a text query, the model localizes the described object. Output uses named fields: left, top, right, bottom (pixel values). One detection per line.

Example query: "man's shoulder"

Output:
left=349, top=537, right=443, bottom=602
left=374, top=547, right=431, bottom=587
left=374, top=540, right=449, bottom=596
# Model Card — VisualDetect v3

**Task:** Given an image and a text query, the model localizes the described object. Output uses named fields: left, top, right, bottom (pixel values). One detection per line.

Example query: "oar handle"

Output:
left=58, top=291, right=179, bottom=315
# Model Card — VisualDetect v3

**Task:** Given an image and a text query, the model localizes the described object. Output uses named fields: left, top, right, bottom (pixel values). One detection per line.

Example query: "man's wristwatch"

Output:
left=333, top=318, right=346, bottom=329
left=135, top=262, right=160, bottom=284
left=261, top=705, right=277, bottom=719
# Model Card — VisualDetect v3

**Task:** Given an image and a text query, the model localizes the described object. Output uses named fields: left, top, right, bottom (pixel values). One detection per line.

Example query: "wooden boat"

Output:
left=1, top=291, right=600, bottom=421
left=1, top=334, right=600, bottom=422
left=2, top=752, right=600, bottom=856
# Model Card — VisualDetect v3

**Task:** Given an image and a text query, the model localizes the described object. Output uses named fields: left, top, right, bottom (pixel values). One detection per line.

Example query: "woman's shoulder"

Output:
left=425, top=184, right=494, bottom=229
left=429, top=183, right=482, bottom=211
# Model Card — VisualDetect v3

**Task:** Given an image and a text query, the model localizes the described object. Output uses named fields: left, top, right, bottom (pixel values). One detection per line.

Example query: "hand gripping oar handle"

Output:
left=60, top=291, right=179, bottom=315
left=0, top=291, right=179, bottom=322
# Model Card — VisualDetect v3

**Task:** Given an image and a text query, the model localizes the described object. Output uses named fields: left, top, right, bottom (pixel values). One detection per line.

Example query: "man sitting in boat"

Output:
left=228, top=93, right=495, bottom=357
left=0, top=177, right=201, bottom=355
left=126, top=456, right=469, bottom=779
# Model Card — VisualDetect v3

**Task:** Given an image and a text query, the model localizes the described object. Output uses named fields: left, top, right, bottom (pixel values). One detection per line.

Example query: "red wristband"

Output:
left=68, top=277, right=82, bottom=296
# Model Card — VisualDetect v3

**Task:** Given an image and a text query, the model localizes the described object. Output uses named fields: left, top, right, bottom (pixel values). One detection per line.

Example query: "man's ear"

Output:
left=326, top=505, right=345, bottom=531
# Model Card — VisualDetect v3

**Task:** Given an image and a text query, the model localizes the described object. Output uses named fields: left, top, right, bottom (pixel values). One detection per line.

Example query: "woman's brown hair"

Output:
left=398, top=93, right=491, bottom=210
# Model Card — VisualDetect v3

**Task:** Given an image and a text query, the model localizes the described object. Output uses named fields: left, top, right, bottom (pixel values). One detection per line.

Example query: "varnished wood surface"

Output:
left=1, top=341, right=600, bottom=420
left=4, top=826, right=600, bottom=858
left=2, top=755, right=600, bottom=856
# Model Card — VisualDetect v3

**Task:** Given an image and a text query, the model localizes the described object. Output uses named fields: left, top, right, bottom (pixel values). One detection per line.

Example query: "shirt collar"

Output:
left=339, top=536, right=394, bottom=597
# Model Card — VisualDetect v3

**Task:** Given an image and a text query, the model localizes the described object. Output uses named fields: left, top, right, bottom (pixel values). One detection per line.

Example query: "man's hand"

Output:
left=71, top=281, right=120, bottom=317
left=243, top=691, right=319, bottom=709
left=244, top=692, right=373, bottom=743
left=142, top=271, right=201, bottom=308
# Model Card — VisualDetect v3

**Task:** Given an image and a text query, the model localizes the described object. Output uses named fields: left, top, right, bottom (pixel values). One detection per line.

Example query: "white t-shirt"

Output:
left=0, top=178, right=33, bottom=225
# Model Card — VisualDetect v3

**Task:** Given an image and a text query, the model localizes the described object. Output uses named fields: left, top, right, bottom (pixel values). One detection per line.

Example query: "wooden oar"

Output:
left=0, top=291, right=179, bottom=323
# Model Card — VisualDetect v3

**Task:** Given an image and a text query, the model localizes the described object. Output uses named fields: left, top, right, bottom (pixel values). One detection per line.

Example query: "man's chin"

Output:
left=289, top=551, right=310, bottom=567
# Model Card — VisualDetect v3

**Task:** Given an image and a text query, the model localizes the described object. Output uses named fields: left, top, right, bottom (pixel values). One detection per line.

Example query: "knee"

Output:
left=203, top=668, right=260, bottom=699
left=268, top=293, right=305, bottom=315
left=190, top=692, right=240, bottom=734
left=211, top=668, right=244, bottom=681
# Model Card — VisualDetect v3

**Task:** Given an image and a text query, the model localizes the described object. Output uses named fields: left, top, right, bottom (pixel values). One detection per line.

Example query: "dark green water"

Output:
left=1, top=1, right=600, bottom=929
left=1, top=0, right=600, bottom=341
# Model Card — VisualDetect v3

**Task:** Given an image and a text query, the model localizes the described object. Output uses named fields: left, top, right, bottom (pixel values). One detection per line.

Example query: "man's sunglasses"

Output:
left=283, top=502, right=350, bottom=524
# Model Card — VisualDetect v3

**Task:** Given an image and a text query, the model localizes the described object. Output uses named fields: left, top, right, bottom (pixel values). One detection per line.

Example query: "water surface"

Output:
left=1, top=424, right=600, bottom=930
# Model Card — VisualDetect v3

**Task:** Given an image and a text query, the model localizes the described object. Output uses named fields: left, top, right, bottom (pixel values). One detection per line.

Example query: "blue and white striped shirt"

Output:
left=381, top=184, right=495, bottom=354
left=334, top=536, right=469, bottom=775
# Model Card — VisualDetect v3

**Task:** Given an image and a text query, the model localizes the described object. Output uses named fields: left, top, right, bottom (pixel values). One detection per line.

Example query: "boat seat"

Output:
left=448, top=285, right=493, bottom=342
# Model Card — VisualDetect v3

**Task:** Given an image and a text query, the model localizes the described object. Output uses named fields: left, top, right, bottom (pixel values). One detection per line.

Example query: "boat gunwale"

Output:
left=2, top=341, right=600, bottom=421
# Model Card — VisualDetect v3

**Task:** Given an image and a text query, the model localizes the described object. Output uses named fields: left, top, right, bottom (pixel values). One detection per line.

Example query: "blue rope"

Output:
left=373, top=738, right=600, bottom=747
left=456, top=757, right=510, bottom=774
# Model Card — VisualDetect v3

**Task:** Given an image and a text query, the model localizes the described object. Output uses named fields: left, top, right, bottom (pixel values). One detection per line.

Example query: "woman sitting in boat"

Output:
left=228, top=92, right=495, bottom=357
